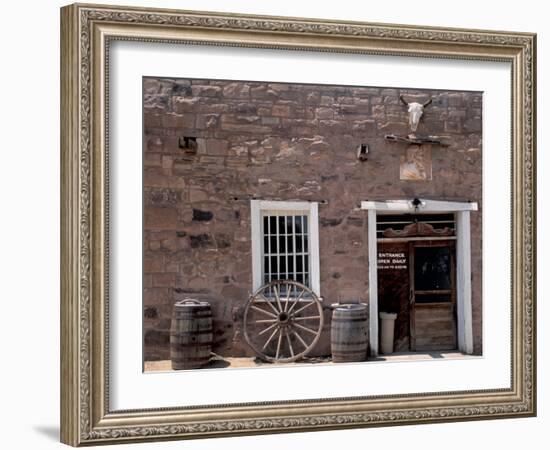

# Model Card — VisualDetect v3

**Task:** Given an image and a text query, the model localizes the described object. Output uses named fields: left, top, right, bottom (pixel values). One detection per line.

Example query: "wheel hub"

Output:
left=278, top=311, right=290, bottom=324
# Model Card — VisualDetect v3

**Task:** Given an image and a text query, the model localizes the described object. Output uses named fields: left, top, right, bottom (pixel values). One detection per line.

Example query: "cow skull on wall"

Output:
left=399, top=95, right=432, bottom=133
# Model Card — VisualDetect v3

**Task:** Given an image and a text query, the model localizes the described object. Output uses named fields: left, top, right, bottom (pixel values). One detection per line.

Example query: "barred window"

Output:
left=251, top=200, right=320, bottom=295
left=262, top=213, right=310, bottom=287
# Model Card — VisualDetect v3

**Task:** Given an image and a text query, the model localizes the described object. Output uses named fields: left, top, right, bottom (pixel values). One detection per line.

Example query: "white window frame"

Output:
left=251, top=200, right=320, bottom=296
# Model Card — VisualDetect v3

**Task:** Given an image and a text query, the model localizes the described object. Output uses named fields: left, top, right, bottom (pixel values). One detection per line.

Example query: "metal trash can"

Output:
left=379, top=312, right=397, bottom=354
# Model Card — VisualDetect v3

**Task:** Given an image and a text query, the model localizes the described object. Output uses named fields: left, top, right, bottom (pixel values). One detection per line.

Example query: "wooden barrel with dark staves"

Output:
left=331, top=303, right=369, bottom=363
left=170, top=299, right=213, bottom=370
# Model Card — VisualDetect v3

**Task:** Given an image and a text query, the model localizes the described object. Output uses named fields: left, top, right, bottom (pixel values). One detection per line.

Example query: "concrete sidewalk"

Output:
left=144, top=351, right=473, bottom=372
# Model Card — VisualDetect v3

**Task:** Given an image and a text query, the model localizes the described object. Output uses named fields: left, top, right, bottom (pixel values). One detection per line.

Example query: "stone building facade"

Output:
left=143, top=77, right=482, bottom=362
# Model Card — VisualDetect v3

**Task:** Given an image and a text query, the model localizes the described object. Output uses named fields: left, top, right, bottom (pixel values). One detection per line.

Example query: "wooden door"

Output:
left=409, top=241, right=457, bottom=351
left=377, top=243, right=411, bottom=352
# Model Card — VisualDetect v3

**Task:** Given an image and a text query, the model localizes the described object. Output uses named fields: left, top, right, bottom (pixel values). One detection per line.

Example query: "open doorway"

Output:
left=377, top=214, right=458, bottom=353
left=362, top=199, right=477, bottom=356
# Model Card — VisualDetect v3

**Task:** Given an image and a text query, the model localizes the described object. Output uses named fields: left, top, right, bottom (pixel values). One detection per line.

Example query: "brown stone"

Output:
left=144, top=153, right=161, bottom=167
left=144, top=188, right=180, bottom=207
left=144, top=114, right=162, bottom=128
left=464, top=117, right=482, bottom=132
left=146, top=136, right=163, bottom=152
left=250, top=86, right=279, bottom=101
left=222, top=83, right=250, bottom=98
left=205, top=139, right=229, bottom=155
left=144, top=329, right=169, bottom=346
left=144, top=255, right=164, bottom=273
left=352, top=120, right=376, bottom=134
left=189, top=188, right=209, bottom=202
left=272, top=104, right=291, bottom=117
left=448, top=93, right=466, bottom=107
left=144, top=95, right=169, bottom=113
left=381, top=88, right=398, bottom=98
left=315, top=107, right=334, bottom=119
left=161, top=155, right=173, bottom=169
left=199, top=156, right=224, bottom=165
left=191, top=85, right=222, bottom=97
left=261, top=117, right=280, bottom=125
left=172, top=97, right=199, bottom=114
left=220, top=121, right=272, bottom=133
left=378, top=121, right=409, bottom=135
left=196, top=114, right=219, bottom=129
left=145, top=207, right=178, bottom=230
left=305, top=91, right=321, bottom=104
left=152, top=273, right=176, bottom=288
left=161, top=113, right=195, bottom=129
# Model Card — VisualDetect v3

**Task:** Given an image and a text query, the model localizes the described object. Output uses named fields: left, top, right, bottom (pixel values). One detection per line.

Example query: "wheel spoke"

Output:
left=293, top=322, right=319, bottom=336
left=287, top=289, right=306, bottom=315
left=273, top=285, right=283, bottom=312
left=283, top=283, right=292, bottom=312
left=291, top=328, right=309, bottom=349
left=258, top=293, right=280, bottom=315
left=292, top=301, right=316, bottom=316
left=285, top=329, right=295, bottom=357
left=262, top=326, right=280, bottom=350
left=254, top=319, right=278, bottom=323
left=258, top=322, right=278, bottom=336
left=275, top=329, right=283, bottom=359
left=292, top=315, right=321, bottom=321
left=250, top=305, right=278, bottom=319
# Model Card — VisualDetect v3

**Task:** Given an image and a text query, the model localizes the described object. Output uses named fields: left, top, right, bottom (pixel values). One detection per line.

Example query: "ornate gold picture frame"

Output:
left=60, top=3, right=536, bottom=446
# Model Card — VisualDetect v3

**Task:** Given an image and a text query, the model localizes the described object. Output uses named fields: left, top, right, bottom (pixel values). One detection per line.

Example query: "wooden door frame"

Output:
left=409, top=240, right=457, bottom=351
left=361, top=199, right=476, bottom=356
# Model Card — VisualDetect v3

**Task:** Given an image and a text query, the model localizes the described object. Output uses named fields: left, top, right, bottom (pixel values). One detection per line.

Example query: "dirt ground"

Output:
left=144, top=351, right=472, bottom=372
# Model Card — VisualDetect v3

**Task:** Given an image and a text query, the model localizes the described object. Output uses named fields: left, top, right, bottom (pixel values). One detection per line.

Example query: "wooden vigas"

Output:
left=377, top=238, right=457, bottom=352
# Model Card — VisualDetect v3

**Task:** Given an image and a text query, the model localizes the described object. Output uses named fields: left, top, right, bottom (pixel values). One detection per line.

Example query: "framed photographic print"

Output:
left=60, top=3, right=536, bottom=446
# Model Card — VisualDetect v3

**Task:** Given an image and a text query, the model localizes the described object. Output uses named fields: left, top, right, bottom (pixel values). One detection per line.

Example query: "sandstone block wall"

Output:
left=143, top=77, right=482, bottom=361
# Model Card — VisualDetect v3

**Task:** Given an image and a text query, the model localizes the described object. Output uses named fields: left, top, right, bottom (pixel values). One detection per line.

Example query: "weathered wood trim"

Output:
left=250, top=200, right=262, bottom=292
left=309, top=202, right=321, bottom=297
left=367, top=209, right=379, bottom=356
left=456, top=211, right=474, bottom=353
left=378, top=236, right=458, bottom=243
left=361, top=199, right=478, bottom=213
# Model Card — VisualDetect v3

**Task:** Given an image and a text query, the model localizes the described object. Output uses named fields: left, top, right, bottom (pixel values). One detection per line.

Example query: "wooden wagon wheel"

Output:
left=243, top=280, right=324, bottom=363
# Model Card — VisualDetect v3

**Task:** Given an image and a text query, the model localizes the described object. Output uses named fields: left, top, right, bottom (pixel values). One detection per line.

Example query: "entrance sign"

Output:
left=377, top=252, right=407, bottom=270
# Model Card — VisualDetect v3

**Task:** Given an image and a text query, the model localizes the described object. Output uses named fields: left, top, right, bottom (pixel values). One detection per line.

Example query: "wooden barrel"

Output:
left=170, top=299, right=213, bottom=370
left=331, top=304, right=368, bottom=363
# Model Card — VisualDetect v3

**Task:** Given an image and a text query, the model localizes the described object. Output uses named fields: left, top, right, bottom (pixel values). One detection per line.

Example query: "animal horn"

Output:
left=399, top=95, right=409, bottom=106
left=423, top=98, right=432, bottom=107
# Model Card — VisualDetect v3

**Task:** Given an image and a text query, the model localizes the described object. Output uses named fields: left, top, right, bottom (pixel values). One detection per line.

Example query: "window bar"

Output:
left=302, top=215, right=306, bottom=286
left=264, top=215, right=272, bottom=282
left=293, top=215, right=297, bottom=285
left=284, top=215, right=288, bottom=285
left=275, top=213, right=279, bottom=282
left=261, top=214, right=269, bottom=284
